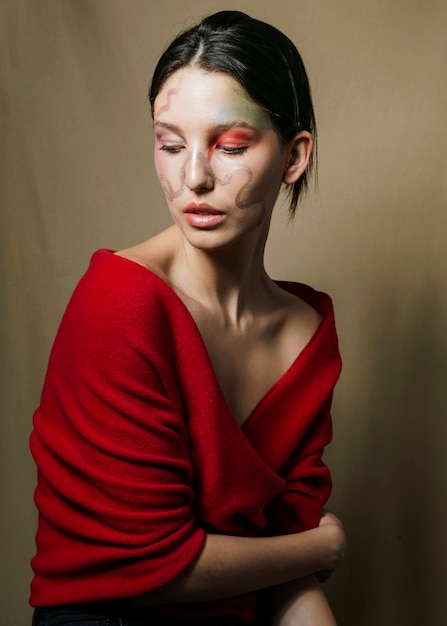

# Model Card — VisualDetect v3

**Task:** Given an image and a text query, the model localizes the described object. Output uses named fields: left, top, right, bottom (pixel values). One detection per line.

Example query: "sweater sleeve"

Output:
left=30, top=255, right=206, bottom=606
left=264, top=397, right=334, bottom=534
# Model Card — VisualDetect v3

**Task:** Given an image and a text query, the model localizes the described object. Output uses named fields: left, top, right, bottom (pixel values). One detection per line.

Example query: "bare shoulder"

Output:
left=272, top=283, right=323, bottom=347
left=275, top=280, right=321, bottom=315
left=115, top=226, right=177, bottom=280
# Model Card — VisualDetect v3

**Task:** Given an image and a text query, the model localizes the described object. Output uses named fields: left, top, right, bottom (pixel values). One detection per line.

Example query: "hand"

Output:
left=318, top=509, right=344, bottom=533
left=317, top=509, right=346, bottom=577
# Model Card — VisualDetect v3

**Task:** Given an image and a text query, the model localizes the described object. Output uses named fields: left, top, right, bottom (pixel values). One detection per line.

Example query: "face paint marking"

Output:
left=160, top=152, right=234, bottom=201
left=154, top=87, right=179, bottom=119
left=159, top=174, right=187, bottom=201
left=158, top=146, right=265, bottom=210
left=233, top=166, right=266, bottom=211
left=154, top=72, right=270, bottom=210
left=154, top=74, right=183, bottom=118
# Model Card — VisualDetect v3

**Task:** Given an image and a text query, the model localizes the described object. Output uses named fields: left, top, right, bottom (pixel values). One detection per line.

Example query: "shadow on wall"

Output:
left=327, top=284, right=447, bottom=626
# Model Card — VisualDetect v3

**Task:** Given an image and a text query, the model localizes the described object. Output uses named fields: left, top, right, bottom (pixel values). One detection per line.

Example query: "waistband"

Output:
left=33, top=599, right=251, bottom=625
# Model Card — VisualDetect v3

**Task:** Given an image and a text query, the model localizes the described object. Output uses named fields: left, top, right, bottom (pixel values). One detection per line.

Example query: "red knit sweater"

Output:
left=30, top=249, right=342, bottom=622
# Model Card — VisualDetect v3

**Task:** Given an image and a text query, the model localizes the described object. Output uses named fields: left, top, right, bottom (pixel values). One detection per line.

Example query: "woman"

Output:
left=30, top=11, right=345, bottom=626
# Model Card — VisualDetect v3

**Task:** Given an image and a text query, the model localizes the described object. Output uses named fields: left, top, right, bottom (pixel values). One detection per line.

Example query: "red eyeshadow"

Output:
left=215, top=130, right=252, bottom=144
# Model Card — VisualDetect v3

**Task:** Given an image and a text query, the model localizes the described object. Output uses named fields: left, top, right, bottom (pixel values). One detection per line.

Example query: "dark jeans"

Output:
left=32, top=601, right=251, bottom=626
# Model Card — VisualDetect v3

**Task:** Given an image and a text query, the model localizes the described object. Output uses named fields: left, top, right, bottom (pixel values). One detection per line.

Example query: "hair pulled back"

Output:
left=149, top=11, right=316, bottom=214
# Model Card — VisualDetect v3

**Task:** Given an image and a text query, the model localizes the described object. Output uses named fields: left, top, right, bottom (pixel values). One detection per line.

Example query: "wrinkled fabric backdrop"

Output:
left=1, top=1, right=446, bottom=625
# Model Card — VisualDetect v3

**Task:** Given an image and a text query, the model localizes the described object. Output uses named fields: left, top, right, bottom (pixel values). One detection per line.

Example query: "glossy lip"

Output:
left=183, top=202, right=224, bottom=215
left=183, top=202, right=226, bottom=229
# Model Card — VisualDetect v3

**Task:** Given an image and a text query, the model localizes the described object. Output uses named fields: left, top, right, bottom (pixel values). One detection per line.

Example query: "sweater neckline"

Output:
left=96, top=249, right=330, bottom=430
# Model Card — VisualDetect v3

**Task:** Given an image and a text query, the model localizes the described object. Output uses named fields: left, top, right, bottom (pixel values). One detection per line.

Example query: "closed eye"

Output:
left=159, top=144, right=184, bottom=154
left=216, top=145, right=248, bottom=155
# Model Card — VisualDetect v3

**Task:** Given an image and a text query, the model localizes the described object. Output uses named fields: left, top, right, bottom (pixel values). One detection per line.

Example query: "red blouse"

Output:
left=30, top=249, right=341, bottom=621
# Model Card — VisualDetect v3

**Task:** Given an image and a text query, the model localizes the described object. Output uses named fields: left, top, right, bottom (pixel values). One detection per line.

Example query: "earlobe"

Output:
left=282, top=131, right=313, bottom=184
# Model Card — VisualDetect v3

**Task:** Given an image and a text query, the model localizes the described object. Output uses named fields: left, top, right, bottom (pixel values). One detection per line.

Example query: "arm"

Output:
left=267, top=577, right=338, bottom=626
left=260, top=512, right=345, bottom=626
left=134, top=511, right=345, bottom=605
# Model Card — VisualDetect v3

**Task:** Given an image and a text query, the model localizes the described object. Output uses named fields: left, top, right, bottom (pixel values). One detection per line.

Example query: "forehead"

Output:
left=153, top=67, right=271, bottom=130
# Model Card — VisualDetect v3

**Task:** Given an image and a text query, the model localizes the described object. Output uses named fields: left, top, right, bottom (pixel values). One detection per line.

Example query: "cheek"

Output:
left=154, top=145, right=182, bottom=186
left=254, top=153, right=286, bottom=190
left=154, top=140, right=168, bottom=179
left=153, top=143, right=163, bottom=178
left=240, top=158, right=284, bottom=207
left=154, top=144, right=188, bottom=203
left=212, top=150, right=259, bottom=186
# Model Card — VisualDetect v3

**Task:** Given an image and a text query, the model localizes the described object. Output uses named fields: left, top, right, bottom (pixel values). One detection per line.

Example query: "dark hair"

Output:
left=149, top=11, right=317, bottom=215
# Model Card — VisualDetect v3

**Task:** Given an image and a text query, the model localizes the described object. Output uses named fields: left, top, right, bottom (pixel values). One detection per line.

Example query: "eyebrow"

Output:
left=153, top=120, right=259, bottom=134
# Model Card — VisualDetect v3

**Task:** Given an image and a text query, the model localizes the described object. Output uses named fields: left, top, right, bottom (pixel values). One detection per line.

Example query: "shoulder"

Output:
left=47, top=249, right=198, bottom=380
left=75, top=249, right=168, bottom=309
left=61, top=248, right=188, bottom=345
left=274, top=280, right=339, bottom=359
left=114, top=226, right=179, bottom=285
left=275, top=280, right=335, bottom=319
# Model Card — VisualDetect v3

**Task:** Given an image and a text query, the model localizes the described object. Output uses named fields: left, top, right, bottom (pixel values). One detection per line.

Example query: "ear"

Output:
left=282, top=131, right=314, bottom=184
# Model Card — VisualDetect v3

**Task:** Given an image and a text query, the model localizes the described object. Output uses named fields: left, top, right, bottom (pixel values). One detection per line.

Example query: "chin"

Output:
left=185, top=224, right=267, bottom=254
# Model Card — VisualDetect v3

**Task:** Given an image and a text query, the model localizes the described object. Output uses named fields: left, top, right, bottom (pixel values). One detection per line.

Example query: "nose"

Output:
left=184, top=151, right=214, bottom=193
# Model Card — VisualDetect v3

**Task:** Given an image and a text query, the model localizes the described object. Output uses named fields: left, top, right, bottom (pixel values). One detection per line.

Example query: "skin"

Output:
left=152, top=67, right=290, bottom=252
left=117, top=66, right=344, bottom=625
left=126, top=67, right=320, bottom=424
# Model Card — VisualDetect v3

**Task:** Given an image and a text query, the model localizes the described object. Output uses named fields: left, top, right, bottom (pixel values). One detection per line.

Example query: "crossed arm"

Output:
left=134, top=510, right=345, bottom=625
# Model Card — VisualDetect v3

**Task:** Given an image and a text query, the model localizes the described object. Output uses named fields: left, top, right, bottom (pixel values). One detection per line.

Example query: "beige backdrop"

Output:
left=1, top=1, right=446, bottom=624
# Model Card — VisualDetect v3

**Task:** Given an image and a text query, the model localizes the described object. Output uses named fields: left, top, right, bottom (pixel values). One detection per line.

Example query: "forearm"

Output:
left=266, top=577, right=337, bottom=626
left=134, top=523, right=343, bottom=605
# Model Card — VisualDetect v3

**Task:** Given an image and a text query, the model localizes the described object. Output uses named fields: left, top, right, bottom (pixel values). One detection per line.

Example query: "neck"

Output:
left=171, top=226, right=274, bottom=322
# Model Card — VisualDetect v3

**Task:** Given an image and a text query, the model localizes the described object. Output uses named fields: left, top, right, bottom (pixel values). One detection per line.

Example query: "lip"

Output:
left=183, top=202, right=224, bottom=214
left=183, top=203, right=226, bottom=229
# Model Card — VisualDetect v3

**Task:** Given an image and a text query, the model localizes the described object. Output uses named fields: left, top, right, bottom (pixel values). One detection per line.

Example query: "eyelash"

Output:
left=158, top=144, right=248, bottom=156
left=216, top=145, right=248, bottom=155
left=159, top=145, right=183, bottom=154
